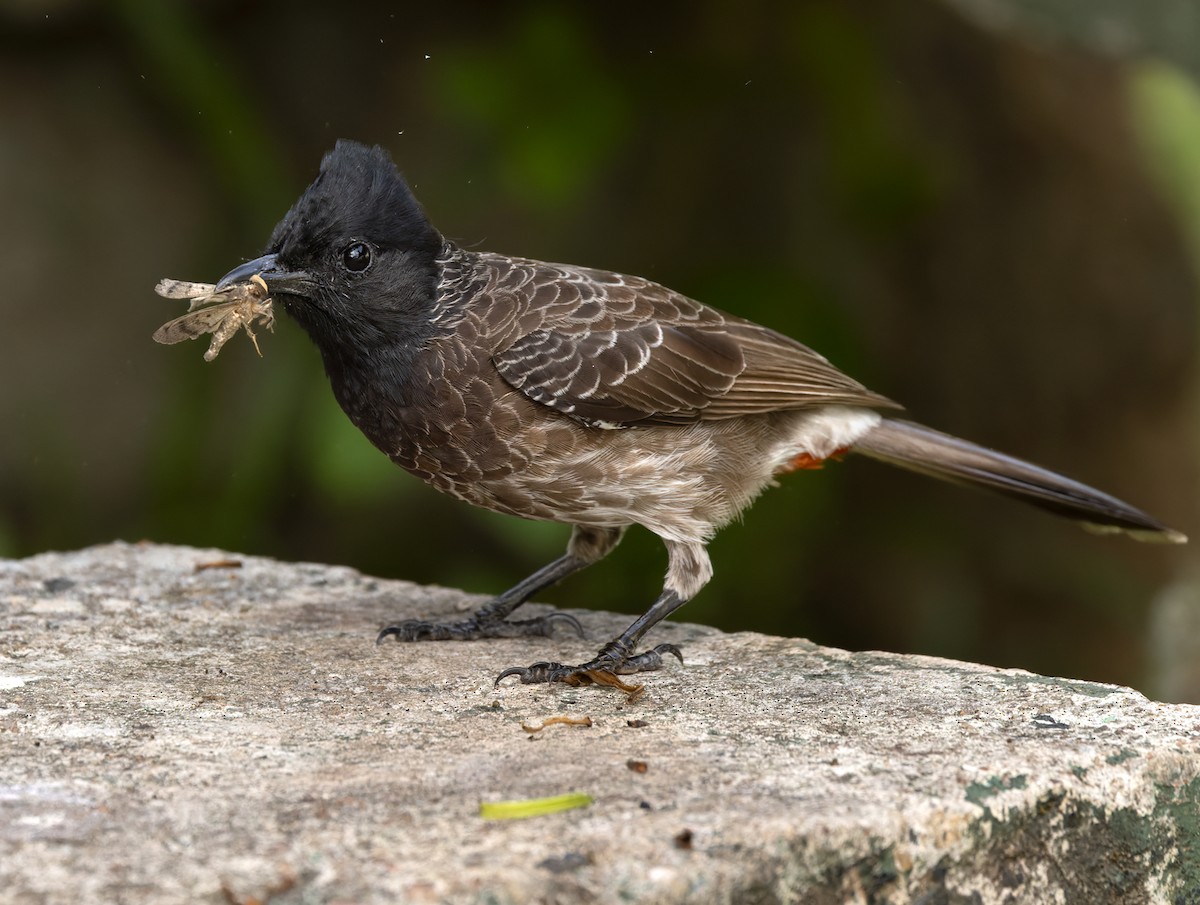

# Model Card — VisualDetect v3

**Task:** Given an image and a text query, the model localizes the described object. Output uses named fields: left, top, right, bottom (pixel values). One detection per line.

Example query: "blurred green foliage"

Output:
left=434, top=9, right=630, bottom=210
left=1130, top=61, right=1200, bottom=263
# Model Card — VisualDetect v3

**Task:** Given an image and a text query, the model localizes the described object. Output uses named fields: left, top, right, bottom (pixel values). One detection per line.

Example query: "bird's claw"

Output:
left=494, top=660, right=570, bottom=685
left=493, top=642, right=684, bottom=687
left=619, top=643, right=683, bottom=674
left=377, top=610, right=583, bottom=644
left=377, top=618, right=478, bottom=643
left=509, top=611, right=585, bottom=638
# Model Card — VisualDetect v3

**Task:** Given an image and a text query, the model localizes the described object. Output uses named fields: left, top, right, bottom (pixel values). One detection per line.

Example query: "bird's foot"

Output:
left=377, top=610, right=583, bottom=643
left=493, top=642, right=683, bottom=690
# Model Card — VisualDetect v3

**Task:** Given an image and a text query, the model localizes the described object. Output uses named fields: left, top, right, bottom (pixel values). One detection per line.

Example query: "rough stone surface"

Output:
left=1, top=542, right=1198, bottom=904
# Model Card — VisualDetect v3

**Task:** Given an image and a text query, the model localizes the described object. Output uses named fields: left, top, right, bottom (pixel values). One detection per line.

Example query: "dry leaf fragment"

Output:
left=563, top=668, right=646, bottom=703
left=194, top=559, right=243, bottom=572
left=521, top=715, right=594, bottom=733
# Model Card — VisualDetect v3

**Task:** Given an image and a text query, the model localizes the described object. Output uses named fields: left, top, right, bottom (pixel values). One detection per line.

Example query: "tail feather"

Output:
left=853, top=419, right=1186, bottom=544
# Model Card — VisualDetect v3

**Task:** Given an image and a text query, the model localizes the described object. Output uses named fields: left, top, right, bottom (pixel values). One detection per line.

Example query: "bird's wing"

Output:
left=481, top=255, right=897, bottom=427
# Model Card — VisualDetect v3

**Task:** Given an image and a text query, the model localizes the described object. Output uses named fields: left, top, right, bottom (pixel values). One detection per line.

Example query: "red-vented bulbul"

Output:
left=213, top=141, right=1186, bottom=687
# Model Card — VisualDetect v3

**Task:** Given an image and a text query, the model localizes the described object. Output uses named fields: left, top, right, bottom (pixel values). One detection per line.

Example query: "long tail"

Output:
left=853, top=419, right=1186, bottom=544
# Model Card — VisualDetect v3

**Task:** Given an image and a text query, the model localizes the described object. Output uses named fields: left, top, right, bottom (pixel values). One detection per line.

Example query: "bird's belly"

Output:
left=384, top=392, right=880, bottom=543
left=472, top=442, right=729, bottom=539
left=395, top=415, right=796, bottom=542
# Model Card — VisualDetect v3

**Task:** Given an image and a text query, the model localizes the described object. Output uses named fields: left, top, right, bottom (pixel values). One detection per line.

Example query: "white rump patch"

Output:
left=775, top=406, right=883, bottom=466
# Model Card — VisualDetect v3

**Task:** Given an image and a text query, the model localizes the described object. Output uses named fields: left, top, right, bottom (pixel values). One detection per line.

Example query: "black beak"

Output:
left=216, top=253, right=312, bottom=295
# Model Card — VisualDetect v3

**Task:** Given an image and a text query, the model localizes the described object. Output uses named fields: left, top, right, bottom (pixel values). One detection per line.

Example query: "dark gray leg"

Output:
left=378, top=526, right=624, bottom=643
left=494, top=539, right=709, bottom=686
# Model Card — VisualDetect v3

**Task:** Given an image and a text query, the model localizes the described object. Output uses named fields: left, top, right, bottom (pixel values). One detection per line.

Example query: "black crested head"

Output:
left=262, top=140, right=445, bottom=359
left=268, top=141, right=439, bottom=260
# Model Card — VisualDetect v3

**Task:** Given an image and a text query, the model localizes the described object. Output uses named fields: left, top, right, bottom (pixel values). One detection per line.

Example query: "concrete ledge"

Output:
left=1, top=542, right=1198, bottom=903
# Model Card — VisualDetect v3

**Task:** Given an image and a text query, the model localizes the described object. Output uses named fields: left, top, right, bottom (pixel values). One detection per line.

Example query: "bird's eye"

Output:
left=341, top=242, right=373, bottom=273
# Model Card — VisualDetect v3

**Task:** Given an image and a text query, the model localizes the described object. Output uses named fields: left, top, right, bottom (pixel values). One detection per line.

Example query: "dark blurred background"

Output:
left=4, top=0, right=1199, bottom=700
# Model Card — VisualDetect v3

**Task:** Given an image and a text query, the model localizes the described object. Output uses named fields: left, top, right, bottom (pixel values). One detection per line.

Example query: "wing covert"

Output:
left=481, top=255, right=896, bottom=427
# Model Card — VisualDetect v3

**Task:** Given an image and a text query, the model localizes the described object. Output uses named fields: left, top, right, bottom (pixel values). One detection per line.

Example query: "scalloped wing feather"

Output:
left=478, top=255, right=898, bottom=427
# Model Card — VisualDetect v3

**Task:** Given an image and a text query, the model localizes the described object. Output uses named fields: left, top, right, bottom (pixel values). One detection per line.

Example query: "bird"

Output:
left=213, top=140, right=1186, bottom=688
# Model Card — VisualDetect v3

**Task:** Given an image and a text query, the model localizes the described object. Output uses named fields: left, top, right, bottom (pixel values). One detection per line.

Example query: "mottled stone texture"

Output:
left=1, top=543, right=1197, bottom=903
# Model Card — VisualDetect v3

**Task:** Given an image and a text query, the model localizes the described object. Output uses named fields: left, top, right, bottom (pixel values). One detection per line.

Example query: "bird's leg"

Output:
left=495, top=539, right=709, bottom=686
left=378, top=526, right=624, bottom=643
